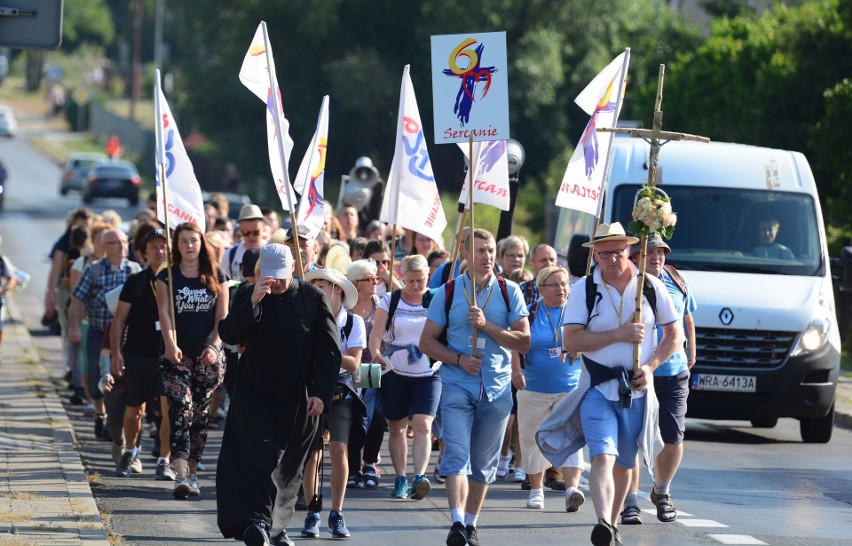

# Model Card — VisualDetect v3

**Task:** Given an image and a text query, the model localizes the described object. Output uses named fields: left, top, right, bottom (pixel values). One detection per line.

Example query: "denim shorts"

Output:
left=580, top=387, right=646, bottom=468
left=439, top=382, right=512, bottom=484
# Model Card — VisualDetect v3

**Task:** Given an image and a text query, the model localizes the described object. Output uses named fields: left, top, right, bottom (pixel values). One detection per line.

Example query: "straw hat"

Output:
left=325, top=243, right=351, bottom=275
left=304, top=267, right=359, bottom=310
left=582, top=222, right=639, bottom=248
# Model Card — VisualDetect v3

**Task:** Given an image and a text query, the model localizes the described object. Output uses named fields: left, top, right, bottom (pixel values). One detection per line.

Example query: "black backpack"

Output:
left=584, top=273, right=657, bottom=322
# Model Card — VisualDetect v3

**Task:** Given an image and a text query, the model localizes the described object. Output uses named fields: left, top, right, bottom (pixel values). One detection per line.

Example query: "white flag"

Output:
left=555, top=50, right=630, bottom=216
left=154, top=71, right=205, bottom=231
left=295, top=96, right=329, bottom=239
left=380, top=65, right=447, bottom=243
left=240, top=22, right=297, bottom=210
left=456, top=140, right=510, bottom=211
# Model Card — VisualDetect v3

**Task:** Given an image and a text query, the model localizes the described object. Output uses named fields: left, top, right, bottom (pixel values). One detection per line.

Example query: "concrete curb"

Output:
left=1, top=296, right=110, bottom=544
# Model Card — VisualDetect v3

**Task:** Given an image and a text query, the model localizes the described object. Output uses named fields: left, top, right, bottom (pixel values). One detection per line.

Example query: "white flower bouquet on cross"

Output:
left=629, top=185, right=677, bottom=239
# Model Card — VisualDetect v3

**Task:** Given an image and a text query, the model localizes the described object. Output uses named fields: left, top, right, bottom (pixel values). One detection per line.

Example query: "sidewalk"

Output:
left=0, top=298, right=109, bottom=545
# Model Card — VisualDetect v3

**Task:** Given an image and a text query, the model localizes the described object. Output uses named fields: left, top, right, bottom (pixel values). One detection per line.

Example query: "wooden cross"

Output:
left=598, top=64, right=709, bottom=372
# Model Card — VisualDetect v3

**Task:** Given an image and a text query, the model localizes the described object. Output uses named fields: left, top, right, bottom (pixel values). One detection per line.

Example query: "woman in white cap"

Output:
left=216, top=243, right=340, bottom=546
left=299, top=267, right=367, bottom=539
left=156, top=222, right=227, bottom=500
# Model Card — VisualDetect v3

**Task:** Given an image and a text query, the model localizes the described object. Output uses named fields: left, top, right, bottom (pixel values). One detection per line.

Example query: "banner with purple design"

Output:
left=154, top=70, right=205, bottom=230
left=555, top=50, right=630, bottom=216
left=295, top=95, right=329, bottom=240
left=380, top=65, right=447, bottom=243
left=456, top=140, right=510, bottom=211
left=431, top=31, right=510, bottom=145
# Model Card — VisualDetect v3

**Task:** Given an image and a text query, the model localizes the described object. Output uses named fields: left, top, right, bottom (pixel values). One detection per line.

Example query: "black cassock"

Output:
left=216, top=280, right=340, bottom=540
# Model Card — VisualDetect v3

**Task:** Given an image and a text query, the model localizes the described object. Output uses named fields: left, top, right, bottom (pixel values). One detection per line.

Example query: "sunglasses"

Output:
left=356, top=276, right=380, bottom=283
left=241, top=229, right=261, bottom=237
left=375, top=259, right=390, bottom=266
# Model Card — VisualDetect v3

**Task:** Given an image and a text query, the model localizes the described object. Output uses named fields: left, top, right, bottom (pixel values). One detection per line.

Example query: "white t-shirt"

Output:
left=336, top=307, right=366, bottom=376
left=378, top=292, right=434, bottom=377
left=564, top=263, right=678, bottom=401
left=224, top=242, right=252, bottom=281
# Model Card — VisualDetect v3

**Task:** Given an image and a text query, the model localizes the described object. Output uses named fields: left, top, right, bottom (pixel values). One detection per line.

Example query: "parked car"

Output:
left=0, top=105, right=17, bottom=137
left=82, top=159, right=141, bottom=207
left=60, top=152, right=108, bottom=195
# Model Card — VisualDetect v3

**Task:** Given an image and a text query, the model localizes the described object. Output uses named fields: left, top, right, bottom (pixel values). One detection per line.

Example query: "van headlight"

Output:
left=790, top=294, right=833, bottom=357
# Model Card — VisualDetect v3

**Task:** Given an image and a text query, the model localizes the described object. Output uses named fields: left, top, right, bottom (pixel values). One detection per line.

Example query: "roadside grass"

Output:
left=842, top=351, right=851, bottom=374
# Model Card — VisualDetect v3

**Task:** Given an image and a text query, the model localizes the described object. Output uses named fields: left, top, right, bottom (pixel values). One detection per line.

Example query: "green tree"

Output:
left=811, top=79, right=852, bottom=227
left=62, top=0, right=116, bottom=48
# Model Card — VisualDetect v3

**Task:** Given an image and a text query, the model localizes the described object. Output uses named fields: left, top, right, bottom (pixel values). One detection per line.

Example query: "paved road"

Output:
left=2, top=125, right=852, bottom=545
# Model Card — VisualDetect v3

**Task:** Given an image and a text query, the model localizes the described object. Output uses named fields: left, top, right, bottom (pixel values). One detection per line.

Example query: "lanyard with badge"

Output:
left=149, top=274, right=161, bottom=331
left=462, top=277, right=494, bottom=351
left=541, top=301, right=565, bottom=359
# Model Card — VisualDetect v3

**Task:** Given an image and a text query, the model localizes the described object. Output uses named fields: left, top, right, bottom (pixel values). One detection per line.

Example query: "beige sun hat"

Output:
left=304, top=267, right=359, bottom=310
left=582, top=222, right=639, bottom=248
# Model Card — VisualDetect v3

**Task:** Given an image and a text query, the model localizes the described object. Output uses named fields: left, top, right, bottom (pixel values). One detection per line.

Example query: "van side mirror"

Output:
left=567, top=234, right=591, bottom=278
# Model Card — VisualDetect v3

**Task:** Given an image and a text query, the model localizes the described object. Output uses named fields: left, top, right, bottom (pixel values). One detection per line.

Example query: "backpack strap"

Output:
left=496, top=275, right=511, bottom=311
left=343, top=310, right=354, bottom=340
left=440, top=261, right=453, bottom=285
left=443, top=279, right=455, bottom=325
left=384, top=289, right=403, bottom=333
left=663, top=264, right=688, bottom=298
left=643, top=275, right=657, bottom=317
left=227, top=246, right=238, bottom=279
left=527, top=298, right=540, bottom=324
left=584, top=273, right=658, bottom=322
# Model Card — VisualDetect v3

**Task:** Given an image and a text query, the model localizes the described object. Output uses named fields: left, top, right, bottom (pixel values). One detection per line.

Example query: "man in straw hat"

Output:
left=299, top=267, right=368, bottom=539
left=620, top=233, right=697, bottom=525
left=216, top=244, right=340, bottom=546
left=420, top=228, right=531, bottom=546
left=562, top=222, right=683, bottom=546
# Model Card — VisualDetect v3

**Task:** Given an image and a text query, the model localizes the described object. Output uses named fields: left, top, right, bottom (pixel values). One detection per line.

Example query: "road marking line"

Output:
left=641, top=507, right=694, bottom=518
left=707, top=534, right=768, bottom=545
left=678, top=519, right=729, bottom=528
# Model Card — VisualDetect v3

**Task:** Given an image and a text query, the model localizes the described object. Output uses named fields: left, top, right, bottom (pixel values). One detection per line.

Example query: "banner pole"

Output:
left=153, top=70, right=177, bottom=341
left=468, top=135, right=479, bottom=350
left=388, top=224, right=398, bottom=291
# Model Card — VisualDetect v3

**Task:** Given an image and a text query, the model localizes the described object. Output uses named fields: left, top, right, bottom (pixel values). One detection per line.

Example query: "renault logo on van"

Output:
left=719, top=308, right=734, bottom=325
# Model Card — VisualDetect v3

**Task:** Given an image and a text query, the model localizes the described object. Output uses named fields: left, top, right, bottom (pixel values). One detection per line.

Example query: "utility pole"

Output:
left=130, top=0, right=144, bottom=122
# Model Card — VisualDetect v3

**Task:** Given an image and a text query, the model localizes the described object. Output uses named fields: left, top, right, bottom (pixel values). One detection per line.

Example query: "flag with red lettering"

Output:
left=456, top=140, right=510, bottom=211
left=239, top=22, right=297, bottom=209
left=380, top=65, right=447, bottom=242
left=154, top=70, right=205, bottom=230
left=555, top=50, right=630, bottom=216
left=295, top=95, right=329, bottom=240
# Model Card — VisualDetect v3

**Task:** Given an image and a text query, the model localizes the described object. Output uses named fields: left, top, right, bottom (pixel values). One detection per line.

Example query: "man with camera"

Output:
left=562, top=223, right=682, bottom=546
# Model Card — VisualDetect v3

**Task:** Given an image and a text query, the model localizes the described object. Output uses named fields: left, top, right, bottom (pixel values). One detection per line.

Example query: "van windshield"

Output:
left=612, top=185, right=823, bottom=277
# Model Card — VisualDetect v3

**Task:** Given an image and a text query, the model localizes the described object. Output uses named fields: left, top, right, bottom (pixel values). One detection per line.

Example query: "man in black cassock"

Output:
left=217, top=244, right=340, bottom=546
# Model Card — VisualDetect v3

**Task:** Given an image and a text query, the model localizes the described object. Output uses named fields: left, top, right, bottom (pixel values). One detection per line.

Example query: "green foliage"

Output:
left=62, top=0, right=116, bottom=48
left=811, top=79, right=852, bottom=227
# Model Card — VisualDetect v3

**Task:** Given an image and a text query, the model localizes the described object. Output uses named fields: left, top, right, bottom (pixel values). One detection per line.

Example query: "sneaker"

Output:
left=328, top=510, right=350, bottom=538
left=243, top=521, right=272, bottom=546
left=347, top=471, right=362, bottom=488
left=512, top=468, right=527, bottom=482
left=591, top=519, right=615, bottom=546
left=410, top=475, right=431, bottom=500
left=187, top=474, right=200, bottom=496
left=270, top=529, right=294, bottom=546
left=526, top=491, right=544, bottom=509
left=465, top=525, right=481, bottom=546
left=496, top=455, right=510, bottom=479
left=545, top=477, right=567, bottom=491
left=69, top=393, right=85, bottom=405
left=111, top=442, right=125, bottom=465
left=433, top=466, right=446, bottom=484
left=116, top=452, right=136, bottom=477
left=301, top=512, right=320, bottom=538
left=156, top=461, right=176, bottom=481
left=197, top=461, right=206, bottom=471
left=94, top=415, right=107, bottom=439
left=651, top=488, right=677, bottom=522
left=446, top=521, right=467, bottom=546
left=391, top=476, right=409, bottom=498
left=565, top=489, right=585, bottom=513
left=362, top=465, right=379, bottom=488
left=620, top=504, right=642, bottom=525
left=131, top=456, right=142, bottom=474
left=173, top=476, right=191, bottom=499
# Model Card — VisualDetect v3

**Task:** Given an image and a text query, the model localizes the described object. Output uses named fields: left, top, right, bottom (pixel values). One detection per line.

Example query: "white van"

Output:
left=554, top=136, right=841, bottom=443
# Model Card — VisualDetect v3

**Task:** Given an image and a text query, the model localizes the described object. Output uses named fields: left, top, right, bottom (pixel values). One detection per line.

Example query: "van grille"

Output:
left=695, top=328, right=797, bottom=369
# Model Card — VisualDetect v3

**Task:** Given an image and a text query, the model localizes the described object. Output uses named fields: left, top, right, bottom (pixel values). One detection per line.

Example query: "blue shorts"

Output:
left=380, top=371, right=441, bottom=421
left=654, top=371, right=689, bottom=445
left=580, top=387, right=646, bottom=468
left=439, top=382, right=512, bottom=484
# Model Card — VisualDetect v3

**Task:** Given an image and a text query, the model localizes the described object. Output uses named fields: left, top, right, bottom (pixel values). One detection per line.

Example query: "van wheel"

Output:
left=750, top=418, right=778, bottom=428
left=82, top=193, right=93, bottom=204
left=800, top=403, right=834, bottom=443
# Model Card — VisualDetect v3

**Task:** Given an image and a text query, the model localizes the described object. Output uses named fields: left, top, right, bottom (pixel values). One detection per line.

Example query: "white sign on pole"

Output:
left=430, top=31, right=509, bottom=145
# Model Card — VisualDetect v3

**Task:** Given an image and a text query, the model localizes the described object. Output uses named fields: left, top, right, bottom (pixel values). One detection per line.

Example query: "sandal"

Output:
left=362, top=465, right=379, bottom=488
left=620, top=504, right=642, bottom=525
left=651, top=488, right=677, bottom=522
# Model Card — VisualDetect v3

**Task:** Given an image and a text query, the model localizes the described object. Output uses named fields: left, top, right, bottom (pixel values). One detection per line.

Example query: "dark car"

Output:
left=82, top=159, right=141, bottom=207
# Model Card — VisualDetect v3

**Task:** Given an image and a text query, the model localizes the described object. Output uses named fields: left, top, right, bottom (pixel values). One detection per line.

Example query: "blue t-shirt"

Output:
left=524, top=300, right=581, bottom=393
left=427, top=260, right=462, bottom=289
left=654, top=269, right=697, bottom=377
left=426, top=273, right=528, bottom=401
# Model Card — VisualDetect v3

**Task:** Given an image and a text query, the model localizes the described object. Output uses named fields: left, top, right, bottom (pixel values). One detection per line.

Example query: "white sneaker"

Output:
left=173, top=477, right=190, bottom=499
left=526, top=491, right=544, bottom=509
left=130, top=456, right=142, bottom=474
left=565, top=488, right=585, bottom=512
left=496, top=456, right=511, bottom=479
left=513, top=468, right=527, bottom=482
left=187, top=474, right=200, bottom=496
